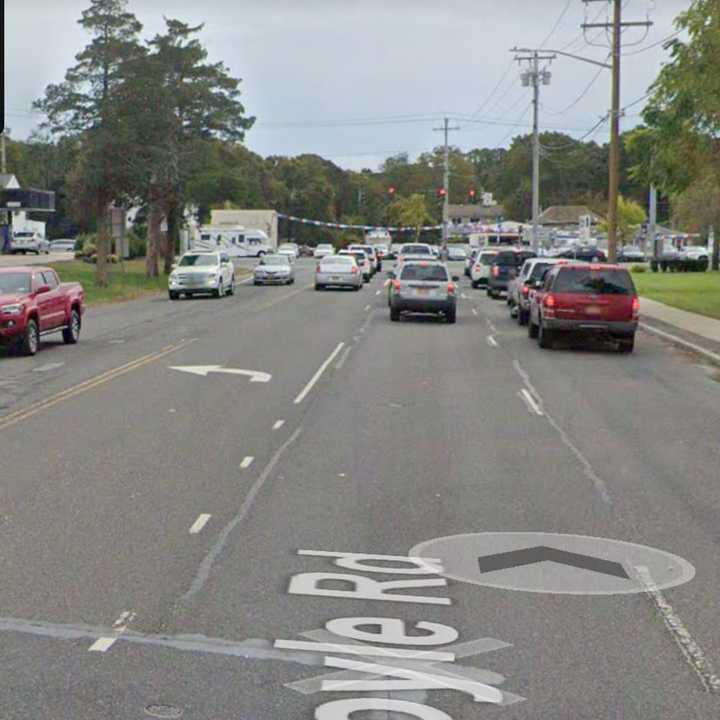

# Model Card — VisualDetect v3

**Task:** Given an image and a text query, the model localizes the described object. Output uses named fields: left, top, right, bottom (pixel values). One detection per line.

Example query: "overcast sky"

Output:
left=4, top=0, right=689, bottom=170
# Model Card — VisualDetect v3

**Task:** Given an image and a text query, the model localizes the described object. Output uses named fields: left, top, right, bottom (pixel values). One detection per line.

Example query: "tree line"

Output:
left=9, top=0, right=713, bottom=286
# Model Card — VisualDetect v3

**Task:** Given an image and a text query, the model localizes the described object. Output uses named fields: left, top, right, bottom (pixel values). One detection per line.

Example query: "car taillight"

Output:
left=544, top=294, right=556, bottom=309
left=632, top=296, right=639, bottom=317
left=392, top=280, right=401, bottom=292
left=522, top=285, right=530, bottom=297
left=351, top=266, right=359, bottom=274
left=316, top=264, right=321, bottom=272
left=492, top=266, right=500, bottom=277
left=447, top=282, right=456, bottom=295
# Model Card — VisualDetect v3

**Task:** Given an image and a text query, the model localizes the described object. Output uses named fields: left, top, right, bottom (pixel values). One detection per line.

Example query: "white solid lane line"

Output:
left=519, top=388, right=544, bottom=416
left=240, top=456, right=255, bottom=469
left=294, top=342, right=345, bottom=405
left=273, top=419, right=285, bottom=431
left=189, top=514, right=212, bottom=534
left=487, top=336, right=499, bottom=348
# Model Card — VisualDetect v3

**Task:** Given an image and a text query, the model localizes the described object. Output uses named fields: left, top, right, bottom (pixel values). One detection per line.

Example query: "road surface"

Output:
left=1, top=259, right=719, bottom=719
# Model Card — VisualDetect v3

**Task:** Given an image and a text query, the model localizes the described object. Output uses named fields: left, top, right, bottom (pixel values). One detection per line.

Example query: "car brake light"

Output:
left=351, top=266, right=359, bottom=274
left=544, top=294, right=556, bottom=308
left=632, top=296, right=639, bottom=317
left=492, top=266, right=500, bottom=277
left=522, top=285, right=530, bottom=297
left=316, top=264, right=321, bottom=272
left=447, top=282, right=456, bottom=295
left=392, top=280, right=401, bottom=292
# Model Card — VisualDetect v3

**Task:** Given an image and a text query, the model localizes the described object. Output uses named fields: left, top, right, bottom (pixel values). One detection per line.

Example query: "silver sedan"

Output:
left=315, top=255, right=363, bottom=291
left=253, top=254, right=295, bottom=285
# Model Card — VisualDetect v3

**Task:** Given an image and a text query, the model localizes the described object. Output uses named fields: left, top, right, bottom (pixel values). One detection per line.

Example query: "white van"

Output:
left=195, top=226, right=273, bottom=258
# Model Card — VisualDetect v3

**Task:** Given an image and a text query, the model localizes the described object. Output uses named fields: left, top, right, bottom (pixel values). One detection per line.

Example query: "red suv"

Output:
left=528, top=263, right=639, bottom=352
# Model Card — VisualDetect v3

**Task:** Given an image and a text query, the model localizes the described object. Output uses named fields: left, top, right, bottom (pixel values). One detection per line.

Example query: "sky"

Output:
left=4, top=0, right=690, bottom=171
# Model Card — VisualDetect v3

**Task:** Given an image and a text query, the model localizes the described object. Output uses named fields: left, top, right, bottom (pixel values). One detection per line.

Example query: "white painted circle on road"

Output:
left=410, top=532, right=695, bottom=595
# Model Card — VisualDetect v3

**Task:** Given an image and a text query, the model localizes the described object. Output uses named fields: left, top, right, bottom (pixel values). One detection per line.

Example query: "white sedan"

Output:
left=313, top=244, right=336, bottom=259
left=277, top=242, right=299, bottom=260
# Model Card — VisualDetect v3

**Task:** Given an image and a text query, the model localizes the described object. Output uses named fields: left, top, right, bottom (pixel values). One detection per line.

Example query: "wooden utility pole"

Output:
left=433, top=117, right=460, bottom=248
left=583, top=0, right=652, bottom=262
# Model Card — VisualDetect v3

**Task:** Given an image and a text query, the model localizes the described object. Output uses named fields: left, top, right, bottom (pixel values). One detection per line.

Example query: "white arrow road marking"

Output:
left=170, top=366, right=271, bottom=383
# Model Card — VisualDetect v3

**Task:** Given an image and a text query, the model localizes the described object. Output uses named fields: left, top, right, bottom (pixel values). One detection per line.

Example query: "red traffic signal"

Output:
left=469, top=189, right=477, bottom=198
left=437, top=188, right=447, bottom=198
left=387, top=186, right=396, bottom=197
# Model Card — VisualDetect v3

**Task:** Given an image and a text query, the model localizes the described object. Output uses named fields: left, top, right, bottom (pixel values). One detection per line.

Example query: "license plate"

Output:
left=586, top=305, right=602, bottom=315
left=416, top=288, right=430, bottom=296
left=331, top=276, right=342, bottom=281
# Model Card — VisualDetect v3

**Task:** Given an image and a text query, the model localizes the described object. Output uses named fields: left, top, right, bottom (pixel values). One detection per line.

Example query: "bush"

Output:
left=630, top=264, right=646, bottom=273
left=127, top=230, right=146, bottom=259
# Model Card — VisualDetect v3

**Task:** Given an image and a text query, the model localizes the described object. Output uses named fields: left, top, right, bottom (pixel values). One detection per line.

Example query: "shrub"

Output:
left=127, top=230, right=146, bottom=259
left=630, top=264, right=646, bottom=273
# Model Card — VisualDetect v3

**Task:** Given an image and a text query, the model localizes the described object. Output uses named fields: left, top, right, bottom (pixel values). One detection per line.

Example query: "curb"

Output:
left=639, top=322, right=720, bottom=366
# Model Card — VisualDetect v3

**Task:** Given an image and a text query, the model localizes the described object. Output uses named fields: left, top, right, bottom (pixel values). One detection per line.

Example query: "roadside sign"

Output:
left=410, top=532, right=695, bottom=595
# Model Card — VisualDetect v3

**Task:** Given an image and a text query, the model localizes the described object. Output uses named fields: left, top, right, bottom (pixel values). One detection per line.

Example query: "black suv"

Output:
left=487, top=250, right=533, bottom=299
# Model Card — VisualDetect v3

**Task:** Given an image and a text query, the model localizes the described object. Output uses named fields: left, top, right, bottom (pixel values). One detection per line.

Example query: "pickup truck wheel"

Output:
left=169, top=291, right=179, bottom=300
left=20, top=318, right=39, bottom=356
left=62, top=309, right=81, bottom=344
left=227, top=279, right=235, bottom=295
left=528, top=318, right=539, bottom=338
left=618, top=336, right=635, bottom=354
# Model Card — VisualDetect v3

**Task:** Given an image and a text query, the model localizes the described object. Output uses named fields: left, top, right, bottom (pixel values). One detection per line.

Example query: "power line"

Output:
left=541, top=61, right=608, bottom=116
left=468, top=59, right=517, bottom=119
left=540, top=0, right=574, bottom=49
left=622, top=30, right=681, bottom=56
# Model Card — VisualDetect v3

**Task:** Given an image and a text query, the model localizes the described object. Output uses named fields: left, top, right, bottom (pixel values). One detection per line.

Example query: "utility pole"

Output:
left=648, top=184, right=658, bottom=259
left=583, top=0, right=652, bottom=262
left=433, top=117, right=460, bottom=248
left=0, top=130, right=8, bottom=175
left=511, top=51, right=555, bottom=253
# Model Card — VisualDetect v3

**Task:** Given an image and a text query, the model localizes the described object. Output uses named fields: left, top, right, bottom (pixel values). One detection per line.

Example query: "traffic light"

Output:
left=387, top=186, right=396, bottom=199
left=468, top=189, right=477, bottom=203
left=437, top=188, right=447, bottom=198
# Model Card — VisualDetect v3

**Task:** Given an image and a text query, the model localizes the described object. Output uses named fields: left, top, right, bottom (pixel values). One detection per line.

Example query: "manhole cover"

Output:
left=144, top=705, right=183, bottom=719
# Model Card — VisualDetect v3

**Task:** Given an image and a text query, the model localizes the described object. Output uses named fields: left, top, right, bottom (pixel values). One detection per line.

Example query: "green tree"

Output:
left=34, top=0, right=144, bottom=286
left=388, top=193, right=433, bottom=241
left=600, top=196, right=646, bottom=246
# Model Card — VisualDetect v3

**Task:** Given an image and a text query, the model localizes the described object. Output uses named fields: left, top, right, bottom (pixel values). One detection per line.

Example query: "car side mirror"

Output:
left=452, top=275, right=460, bottom=282
left=36, top=284, right=51, bottom=295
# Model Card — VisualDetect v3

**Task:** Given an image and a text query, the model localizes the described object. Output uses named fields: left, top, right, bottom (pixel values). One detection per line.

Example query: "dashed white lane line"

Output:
left=89, top=611, right=136, bottom=652
left=487, top=335, right=499, bottom=348
left=294, top=342, right=345, bottom=405
left=189, top=514, right=212, bottom=534
left=375, top=290, right=381, bottom=295
left=273, top=419, right=285, bottom=431
left=519, top=388, right=543, bottom=416
left=88, top=636, right=117, bottom=653
left=240, top=456, right=255, bottom=470
left=472, top=308, right=478, bottom=316
left=364, top=304, right=371, bottom=311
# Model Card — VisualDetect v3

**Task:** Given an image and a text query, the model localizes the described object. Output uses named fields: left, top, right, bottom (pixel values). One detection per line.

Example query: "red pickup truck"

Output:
left=0, top=266, right=85, bottom=356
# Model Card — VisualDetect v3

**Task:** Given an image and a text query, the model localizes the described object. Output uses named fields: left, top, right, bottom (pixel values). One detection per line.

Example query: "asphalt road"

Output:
left=1, top=258, right=719, bottom=719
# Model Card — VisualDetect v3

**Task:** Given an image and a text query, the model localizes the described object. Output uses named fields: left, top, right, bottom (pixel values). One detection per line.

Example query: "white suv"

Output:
left=470, top=249, right=499, bottom=288
left=12, top=231, right=50, bottom=255
left=168, top=251, right=235, bottom=300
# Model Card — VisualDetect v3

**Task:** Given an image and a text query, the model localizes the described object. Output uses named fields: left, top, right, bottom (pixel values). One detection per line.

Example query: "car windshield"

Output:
left=480, top=253, right=497, bottom=265
left=402, top=245, right=430, bottom=255
left=0, top=273, right=32, bottom=294
left=554, top=268, right=635, bottom=295
left=400, top=264, right=448, bottom=282
left=179, top=254, right=218, bottom=267
left=261, top=255, right=289, bottom=266
left=321, top=256, right=353, bottom=266
left=494, top=252, right=519, bottom=265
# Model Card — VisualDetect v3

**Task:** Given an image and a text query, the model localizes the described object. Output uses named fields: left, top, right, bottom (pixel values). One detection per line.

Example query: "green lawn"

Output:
left=50, top=259, right=249, bottom=306
left=632, top=270, right=720, bottom=320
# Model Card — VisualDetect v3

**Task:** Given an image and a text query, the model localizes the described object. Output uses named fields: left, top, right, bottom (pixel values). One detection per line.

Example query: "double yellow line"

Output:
left=0, top=338, right=197, bottom=432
